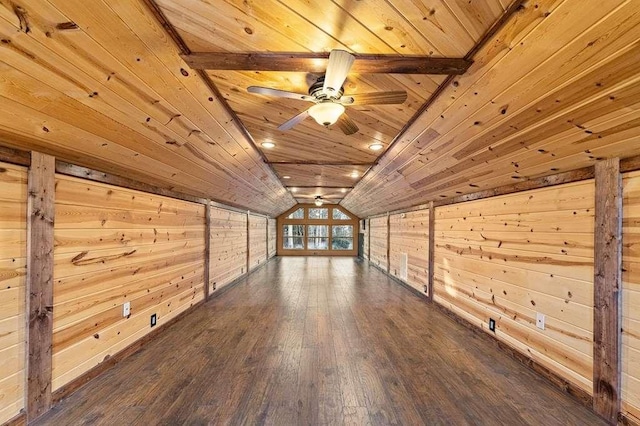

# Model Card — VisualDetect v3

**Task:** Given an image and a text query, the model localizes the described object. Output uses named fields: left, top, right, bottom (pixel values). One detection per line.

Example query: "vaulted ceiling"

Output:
left=0, top=0, right=639, bottom=218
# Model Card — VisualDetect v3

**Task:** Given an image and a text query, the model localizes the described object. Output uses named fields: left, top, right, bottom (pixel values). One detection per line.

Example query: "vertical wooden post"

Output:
left=593, top=158, right=622, bottom=423
left=246, top=211, right=250, bottom=274
left=26, top=152, right=55, bottom=422
left=428, top=201, right=435, bottom=301
left=203, top=201, right=211, bottom=301
left=386, top=213, right=391, bottom=272
left=367, top=218, right=371, bottom=261
left=265, top=217, right=268, bottom=259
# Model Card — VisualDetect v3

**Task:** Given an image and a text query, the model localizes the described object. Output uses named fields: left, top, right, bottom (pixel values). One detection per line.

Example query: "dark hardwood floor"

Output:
left=37, top=257, right=604, bottom=425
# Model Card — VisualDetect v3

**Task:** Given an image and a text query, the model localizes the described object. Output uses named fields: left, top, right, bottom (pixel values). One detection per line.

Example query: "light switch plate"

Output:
left=123, top=301, right=131, bottom=317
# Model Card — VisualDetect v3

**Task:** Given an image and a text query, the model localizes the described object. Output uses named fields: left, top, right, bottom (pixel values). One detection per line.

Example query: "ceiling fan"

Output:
left=247, top=50, right=408, bottom=135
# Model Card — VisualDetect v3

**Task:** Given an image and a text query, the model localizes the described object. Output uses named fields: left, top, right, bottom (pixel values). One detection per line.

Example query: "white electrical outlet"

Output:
left=536, top=312, right=545, bottom=330
left=123, top=301, right=131, bottom=317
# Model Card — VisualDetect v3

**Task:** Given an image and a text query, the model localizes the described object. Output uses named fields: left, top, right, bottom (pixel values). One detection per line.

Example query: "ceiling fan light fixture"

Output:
left=261, top=141, right=275, bottom=149
left=369, top=142, right=384, bottom=151
left=315, top=196, right=323, bottom=206
left=308, top=102, right=345, bottom=127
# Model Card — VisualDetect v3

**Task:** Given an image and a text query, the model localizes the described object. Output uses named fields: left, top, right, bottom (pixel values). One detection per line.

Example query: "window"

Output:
left=283, top=224, right=304, bottom=249
left=308, top=208, right=328, bottom=219
left=287, top=208, right=304, bottom=219
left=332, top=225, right=353, bottom=250
left=332, top=208, right=350, bottom=220
left=307, top=225, right=329, bottom=250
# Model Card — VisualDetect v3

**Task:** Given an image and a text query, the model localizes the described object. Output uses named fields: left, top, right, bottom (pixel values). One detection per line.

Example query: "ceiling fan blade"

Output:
left=336, top=113, right=359, bottom=135
left=323, top=50, right=355, bottom=96
left=278, top=109, right=311, bottom=131
left=340, top=91, right=408, bottom=106
left=248, top=86, right=315, bottom=102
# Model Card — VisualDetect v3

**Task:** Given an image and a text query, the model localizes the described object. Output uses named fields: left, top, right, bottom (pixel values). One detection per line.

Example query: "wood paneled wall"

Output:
left=267, top=218, right=276, bottom=259
left=363, top=219, right=370, bottom=260
left=433, top=181, right=595, bottom=394
left=622, top=171, right=640, bottom=422
left=209, top=207, right=247, bottom=293
left=0, top=162, right=27, bottom=424
left=249, top=214, right=267, bottom=270
left=389, top=210, right=429, bottom=294
left=52, top=175, right=206, bottom=389
left=369, top=216, right=388, bottom=271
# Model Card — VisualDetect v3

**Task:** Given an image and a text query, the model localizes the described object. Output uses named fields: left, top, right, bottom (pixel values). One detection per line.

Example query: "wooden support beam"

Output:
left=246, top=211, right=251, bottom=274
left=269, top=161, right=375, bottom=166
left=204, top=202, right=211, bottom=301
left=26, top=152, right=55, bottom=422
left=386, top=213, right=391, bottom=273
left=593, top=158, right=622, bottom=423
left=428, top=201, right=435, bottom=301
left=181, top=52, right=472, bottom=75
left=0, top=144, right=30, bottom=166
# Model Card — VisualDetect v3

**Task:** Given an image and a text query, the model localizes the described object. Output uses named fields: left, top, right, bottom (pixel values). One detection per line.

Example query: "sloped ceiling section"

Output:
left=157, top=0, right=507, bottom=207
left=0, top=0, right=295, bottom=216
left=341, top=0, right=640, bottom=217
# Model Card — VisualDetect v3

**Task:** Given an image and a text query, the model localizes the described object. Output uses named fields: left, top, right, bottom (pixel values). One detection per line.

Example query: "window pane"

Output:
left=332, top=238, right=353, bottom=250
left=287, top=208, right=304, bottom=219
left=283, top=224, right=304, bottom=237
left=332, top=225, right=353, bottom=238
left=283, top=237, right=304, bottom=249
left=308, top=225, right=328, bottom=237
left=308, top=238, right=329, bottom=250
left=332, top=209, right=350, bottom=220
left=308, top=208, right=328, bottom=219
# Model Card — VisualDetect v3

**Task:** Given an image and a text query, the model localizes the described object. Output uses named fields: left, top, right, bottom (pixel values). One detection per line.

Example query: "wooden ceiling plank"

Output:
left=401, top=45, right=640, bottom=192
left=272, top=0, right=399, bottom=54
left=344, top=0, right=640, bottom=216
left=344, top=0, right=550, bottom=206
left=104, top=1, right=291, bottom=198
left=330, top=0, right=441, bottom=55
left=0, top=61, right=275, bottom=203
left=0, top=26, right=286, bottom=205
left=39, top=0, right=294, bottom=214
left=383, top=0, right=477, bottom=56
left=182, top=52, right=472, bottom=74
left=155, top=0, right=311, bottom=53
left=441, top=0, right=506, bottom=40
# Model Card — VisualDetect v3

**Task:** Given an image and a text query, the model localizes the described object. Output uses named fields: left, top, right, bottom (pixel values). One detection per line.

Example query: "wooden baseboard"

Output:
left=620, top=412, right=640, bottom=426
left=52, top=298, right=205, bottom=404
left=2, top=412, right=26, bottom=426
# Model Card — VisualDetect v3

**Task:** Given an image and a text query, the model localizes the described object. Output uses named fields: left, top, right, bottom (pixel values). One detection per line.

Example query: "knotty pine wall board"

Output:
left=209, top=206, right=247, bottom=293
left=433, top=180, right=595, bottom=394
left=369, top=216, right=388, bottom=271
left=363, top=219, right=370, bottom=260
left=249, top=214, right=267, bottom=270
left=622, top=170, right=640, bottom=422
left=0, top=162, right=27, bottom=424
left=389, top=210, right=429, bottom=294
left=52, top=174, right=206, bottom=390
left=268, top=218, right=276, bottom=259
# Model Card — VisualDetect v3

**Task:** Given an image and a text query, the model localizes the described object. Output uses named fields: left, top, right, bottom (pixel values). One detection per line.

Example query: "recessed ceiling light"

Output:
left=282, top=175, right=291, bottom=179
left=341, top=188, right=347, bottom=193
left=291, top=187, right=298, bottom=193
left=369, top=143, right=384, bottom=151
left=261, top=141, right=275, bottom=149
left=350, top=171, right=359, bottom=178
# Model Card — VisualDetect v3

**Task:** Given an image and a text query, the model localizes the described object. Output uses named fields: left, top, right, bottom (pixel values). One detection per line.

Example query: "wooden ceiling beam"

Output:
left=287, top=186, right=354, bottom=189
left=181, top=53, right=472, bottom=75
left=270, top=161, right=374, bottom=166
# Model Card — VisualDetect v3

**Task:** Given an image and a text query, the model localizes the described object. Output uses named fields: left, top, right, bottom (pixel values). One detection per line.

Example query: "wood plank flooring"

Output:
left=36, top=257, right=604, bottom=425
